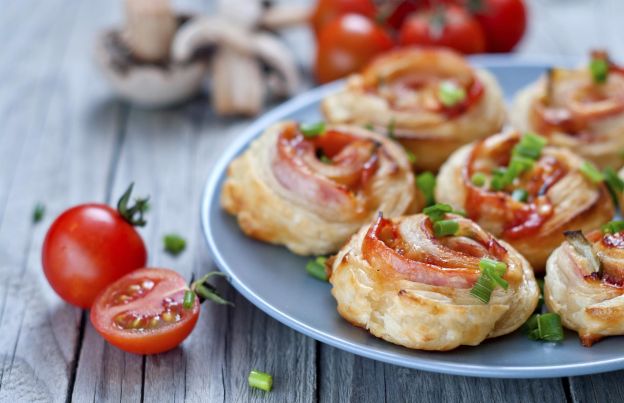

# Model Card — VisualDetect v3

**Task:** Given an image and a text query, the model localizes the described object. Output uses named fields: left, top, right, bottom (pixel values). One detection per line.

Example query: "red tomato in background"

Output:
left=91, top=268, right=199, bottom=355
left=472, top=0, right=527, bottom=52
left=315, top=13, right=395, bottom=83
left=399, top=5, right=486, bottom=54
left=311, top=0, right=376, bottom=35
left=42, top=204, right=147, bottom=308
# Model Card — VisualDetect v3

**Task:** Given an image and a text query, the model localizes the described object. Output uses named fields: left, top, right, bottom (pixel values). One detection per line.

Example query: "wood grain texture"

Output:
left=0, top=1, right=123, bottom=402
left=319, top=346, right=568, bottom=403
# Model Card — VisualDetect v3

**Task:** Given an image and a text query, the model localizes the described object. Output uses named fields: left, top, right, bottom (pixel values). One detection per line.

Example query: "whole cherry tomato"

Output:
left=399, top=5, right=486, bottom=54
left=310, top=0, right=376, bottom=35
left=42, top=184, right=148, bottom=308
left=315, top=13, right=395, bottom=83
left=383, top=0, right=454, bottom=30
left=90, top=268, right=199, bottom=355
left=472, top=0, right=527, bottom=53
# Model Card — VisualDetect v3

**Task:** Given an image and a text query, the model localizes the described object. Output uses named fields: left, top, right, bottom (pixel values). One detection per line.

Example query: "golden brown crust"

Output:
left=321, top=48, right=506, bottom=171
left=511, top=68, right=624, bottom=169
left=436, top=130, right=615, bottom=272
left=221, top=122, right=422, bottom=255
left=329, top=214, right=539, bottom=351
left=545, top=238, right=624, bottom=346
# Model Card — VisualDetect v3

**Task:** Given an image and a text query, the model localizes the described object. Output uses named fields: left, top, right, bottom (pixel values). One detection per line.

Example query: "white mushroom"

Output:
left=123, top=0, right=177, bottom=62
left=212, top=47, right=265, bottom=116
left=172, top=13, right=301, bottom=115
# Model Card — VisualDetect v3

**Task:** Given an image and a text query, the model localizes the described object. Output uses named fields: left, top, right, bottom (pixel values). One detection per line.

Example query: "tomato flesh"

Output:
left=91, top=268, right=199, bottom=355
left=42, top=204, right=147, bottom=308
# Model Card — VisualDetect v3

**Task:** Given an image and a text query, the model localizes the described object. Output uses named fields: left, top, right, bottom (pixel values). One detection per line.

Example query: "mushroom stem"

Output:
left=124, top=0, right=176, bottom=62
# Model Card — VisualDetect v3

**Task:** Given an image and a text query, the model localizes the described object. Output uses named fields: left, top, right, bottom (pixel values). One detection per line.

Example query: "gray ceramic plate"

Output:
left=201, top=55, right=624, bottom=378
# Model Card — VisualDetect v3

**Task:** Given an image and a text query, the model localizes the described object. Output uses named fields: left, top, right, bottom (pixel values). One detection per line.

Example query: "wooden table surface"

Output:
left=2, top=0, right=624, bottom=402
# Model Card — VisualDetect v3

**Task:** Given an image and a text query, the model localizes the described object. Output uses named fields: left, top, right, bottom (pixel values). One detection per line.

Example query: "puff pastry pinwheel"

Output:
left=512, top=51, right=624, bottom=169
left=545, top=224, right=624, bottom=346
left=328, top=209, right=539, bottom=351
left=321, top=47, right=506, bottom=172
left=221, top=121, right=422, bottom=256
left=436, top=130, right=615, bottom=272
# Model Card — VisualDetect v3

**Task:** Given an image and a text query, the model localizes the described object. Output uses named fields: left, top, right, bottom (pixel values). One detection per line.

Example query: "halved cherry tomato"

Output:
left=399, top=5, right=486, bottom=54
left=42, top=199, right=147, bottom=308
left=310, top=0, right=376, bottom=35
left=315, top=13, right=395, bottom=83
left=472, top=0, right=527, bottom=53
left=90, top=268, right=199, bottom=355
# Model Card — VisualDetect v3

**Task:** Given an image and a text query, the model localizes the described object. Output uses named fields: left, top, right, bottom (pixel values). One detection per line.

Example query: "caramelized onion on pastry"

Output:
left=329, top=213, right=539, bottom=351
left=512, top=51, right=624, bottom=168
left=545, top=228, right=624, bottom=346
left=221, top=122, right=422, bottom=255
left=436, top=130, right=615, bottom=271
left=322, top=47, right=506, bottom=171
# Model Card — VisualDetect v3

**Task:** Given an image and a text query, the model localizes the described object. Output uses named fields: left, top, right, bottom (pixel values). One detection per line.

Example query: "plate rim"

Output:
left=200, top=55, right=624, bottom=378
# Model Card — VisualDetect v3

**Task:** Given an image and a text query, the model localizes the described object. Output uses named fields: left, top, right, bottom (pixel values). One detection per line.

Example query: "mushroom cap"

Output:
left=94, top=27, right=208, bottom=108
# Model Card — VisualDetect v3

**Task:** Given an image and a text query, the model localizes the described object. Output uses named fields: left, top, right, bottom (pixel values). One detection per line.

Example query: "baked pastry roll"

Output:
left=545, top=226, right=624, bottom=346
left=329, top=212, right=539, bottom=351
left=221, top=122, right=422, bottom=255
left=512, top=51, right=624, bottom=169
left=321, top=47, right=506, bottom=171
left=436, top=130, right=615, bottom=271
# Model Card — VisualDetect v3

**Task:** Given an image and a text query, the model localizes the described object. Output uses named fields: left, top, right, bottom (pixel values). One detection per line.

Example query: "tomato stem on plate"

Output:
left=190, top=271, right=234, bottom=306
left=117, top=182, right=150, bottom=227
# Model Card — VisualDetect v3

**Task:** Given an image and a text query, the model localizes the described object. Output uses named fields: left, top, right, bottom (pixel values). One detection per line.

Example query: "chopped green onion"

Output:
left=470, top=258, right=508, bottom=302
left=470, top=274, right=495, bottom=303
left=511, top=188, right=529, bottom=202
left=405, top=149, right=417, bottom=164
left=471, top=172, right=486, bottom=187
left=479, top=258, right=508, bottom=289
left=364, top=122, right=374, bottom=131
left=306, top=257, right=328, bottom=281
left=514, top=132, right=547, bottom=157
left=590, top=58, right=609, bottom=84
left=183, top=290, right=194, bottom=309
left=416, top=172, right=436, bottom=207
left=601, top=220, right=624, bottom=234
left=579, top=161, right=605, bottom=183
left=387, top=119, right=396, bottom=139
left=423, top=203, right=452, bottom=222
left=603, top=167, right=624, bottom=207
left=524, top=313, right=564, bottom=342
left=479, top=258, right=507, bottom=274
left=319, top=154, right=332, bottom=164
left=508, top=155, right=535, bottom=176
left=163, top=233, right=186, bottom=256
left=248, top=370, right=273, bottom=391
left=490, top=169, right=509, bottom=191
left=299, top=122, right=325, bottom=138
left=33, top=202, right=45, bottom=223
left=438, top=81, right=467, bottom=107
left=433, top=219, right=459, bottom=237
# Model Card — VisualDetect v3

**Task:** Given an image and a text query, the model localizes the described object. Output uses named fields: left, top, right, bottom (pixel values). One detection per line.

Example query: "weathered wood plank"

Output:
left=569, top=370, right=624, bottom=403
left=0, top=1, right=124, bottom=402
left=320, top=346, right=567, bottom=403
left=72, top=96, right=318, bottom=402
